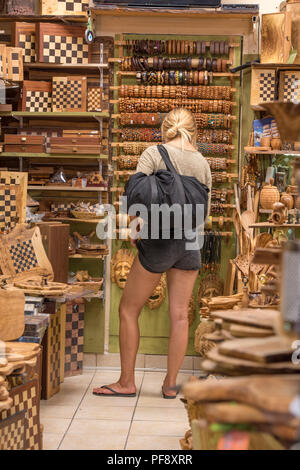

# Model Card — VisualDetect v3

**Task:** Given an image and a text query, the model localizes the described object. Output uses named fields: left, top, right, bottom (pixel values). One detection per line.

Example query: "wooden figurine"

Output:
left=111, top=249, right=135, bottom=289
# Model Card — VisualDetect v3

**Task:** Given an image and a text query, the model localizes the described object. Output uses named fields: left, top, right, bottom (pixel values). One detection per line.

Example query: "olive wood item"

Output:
left=260, top=178, right=280, bottom=210
left=0, top=288, right=25, bottom=341
left=219, top=336, right=293, bottom=364
left=211, top=308, right=280, bottom=330
left=201, top=294, right=243, bottom=312
left=228, top=324, right=274, bottom=338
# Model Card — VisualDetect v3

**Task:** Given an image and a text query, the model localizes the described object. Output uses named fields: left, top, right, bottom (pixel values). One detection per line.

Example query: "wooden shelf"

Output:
left=69, top=254, right=107, bottom=259
left=0, top=14, right=87, bottom=23
left=91, top=5, right=258, bottom=19
left=250, top=223, right=300, bottom=228
left=245, top=147, right=300, bottom=156
left=45, top=217, right=106, bottom=224
left=0, top=112, right=109, bottom=119
left=0, top=152, right=108, bottom=160
left=24, top=63, right=108, bottom=71
left=117, top=71, right=239, bottom=77
left=28, top=186, right=107, bottom=192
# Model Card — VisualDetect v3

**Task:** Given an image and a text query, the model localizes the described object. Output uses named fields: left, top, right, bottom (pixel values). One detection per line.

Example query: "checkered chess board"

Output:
left=283, top=73, right=300, bottom=104
left=0, top=187, right=17, bottom=232
left=25, top=90, right=52, bottom=112
left=259, top=72, right=276, bottom=102
left=0, top=411, right=26, bottom=450
left=42, top=34, right=89, bottom=64
left=64, top=300, right=84, bottom=377
left=58, top=0, right=89, bottom=13
left=88, top=87, right=102, bottom=112
left=66, top=79, right=83, bottom=110
left=48, top=313, right=61, bottom=397
left=9, top=239, right=38, bottom=274
left=11, top=50, right=22, bottom=81
left=19, top=33, right=35, bottom=63
left=0, top=380, right=41, bottom=450
left=52, top=78, right=65, bottom=112
left=53, top=77, right=84, bottom=111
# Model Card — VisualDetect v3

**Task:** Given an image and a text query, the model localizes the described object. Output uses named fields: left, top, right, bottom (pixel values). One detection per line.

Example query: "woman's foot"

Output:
left=162, top=377, right=177, bottom=398
left=93, top=382, right=136, bottom=396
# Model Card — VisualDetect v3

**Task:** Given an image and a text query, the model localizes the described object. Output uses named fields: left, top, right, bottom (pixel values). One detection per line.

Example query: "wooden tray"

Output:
left=211, top=308, right=280, bottom=330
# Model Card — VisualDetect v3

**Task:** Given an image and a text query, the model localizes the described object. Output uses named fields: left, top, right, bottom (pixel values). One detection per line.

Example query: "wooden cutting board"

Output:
left=183, top=375, right=300, bottom=414
left=228, top=324, right=274, bottom=338
left=207, top=348, right=300, bottom=376
left=203, top=402, right=299, bottom=427
left=211, top=308, right=279, bottom=330
left=0, top=288, right=25, bottom=341
left=219, top=337, right=293, bottom=364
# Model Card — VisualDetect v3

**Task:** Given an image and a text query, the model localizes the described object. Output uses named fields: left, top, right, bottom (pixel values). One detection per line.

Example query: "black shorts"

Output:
left=136, top=236, right=201, bottom=274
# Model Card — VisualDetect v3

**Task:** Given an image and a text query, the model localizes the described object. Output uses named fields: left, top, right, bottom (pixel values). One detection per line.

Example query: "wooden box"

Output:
left=5, top=47, right=23, bottom=81
left=36, top=222, right=70, bottom=284
left=250, top=67, right=277, bottom=108
left=0, top=411, right=26, bottom=450
left=4, top=134, right=46, bottom=153
left=261, top=13, right=291, bottom=64
left=283, top=1, right=300, bottom=64
left=0, top=380, right=42, bottom=450
left=41, top=303, right=61, bottom=400
left=4, top=0, right=35, bottom=15
left=0, top=171, right=27, bottom=233
left=41, top=0, right=89, bottom=16
left=52, top=76, right=87, bottom=112
left=64, top=298, right=85, bottom=378
left=20, top=80, right=52, bottom=113
left=49, top=136, right=101, bottom=154
left=19, top=127, right=62, bottom=151
left=279, top=70, right=300, bottom=103
left=36, top=23, right=91, bottom=65
left=12, top=22, right=36, bottom=63
left=88, top=87, right=103, bottom=112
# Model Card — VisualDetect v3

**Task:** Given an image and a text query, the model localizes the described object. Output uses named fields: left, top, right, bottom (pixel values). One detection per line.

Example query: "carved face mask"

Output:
left=146, top=274, right=166, bottom=310
left=111, top=249, right=135, bottom=289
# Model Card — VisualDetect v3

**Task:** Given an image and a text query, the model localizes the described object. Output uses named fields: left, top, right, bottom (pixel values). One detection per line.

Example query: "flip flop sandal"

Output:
left=93, top=385, right=136, bottom=397
left=162, top=387, right=178, bottom=400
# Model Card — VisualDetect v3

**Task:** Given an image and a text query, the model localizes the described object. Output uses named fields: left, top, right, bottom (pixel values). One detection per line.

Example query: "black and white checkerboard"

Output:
left=58, top=0, right=89, bottom=13
left=66, top=79, right=82, bottom=110
left=42, top=34, right=89, bottom=64
left=88, top=87, right=102, bottom=112
left=259, top=72, right=276, bottom=102
left=9, top=240, right=38, bottom=274
left=25, top=90, right=52, bottom=112
left=19, top=33, right=35, bottom=63
left=0, top=187, right=17, bottom=232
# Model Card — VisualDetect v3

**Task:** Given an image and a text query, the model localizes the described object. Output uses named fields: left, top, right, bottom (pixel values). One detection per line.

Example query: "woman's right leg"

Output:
left=93, top=255, right=161, bottom=395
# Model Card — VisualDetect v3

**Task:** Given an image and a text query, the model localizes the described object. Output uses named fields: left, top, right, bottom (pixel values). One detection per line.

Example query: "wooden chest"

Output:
left=49, top=137, right=102, bottom=155
left=4, top=134, right=46, bottom=153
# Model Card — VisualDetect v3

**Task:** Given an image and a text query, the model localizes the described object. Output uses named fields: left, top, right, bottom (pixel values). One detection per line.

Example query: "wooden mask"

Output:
left=111, top=249, right=135, bottom=289
left=146, top=274, right=166, bottom=310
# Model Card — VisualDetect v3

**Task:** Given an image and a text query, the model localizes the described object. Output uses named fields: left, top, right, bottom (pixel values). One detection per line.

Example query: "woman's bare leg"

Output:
left=163, top=268, right=198, bottom=397
left=93, top=256, right=161, bottom=395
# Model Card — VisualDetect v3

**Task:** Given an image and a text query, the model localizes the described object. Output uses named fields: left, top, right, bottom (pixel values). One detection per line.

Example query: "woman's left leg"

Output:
left=163, top=268, right=198, bottom=397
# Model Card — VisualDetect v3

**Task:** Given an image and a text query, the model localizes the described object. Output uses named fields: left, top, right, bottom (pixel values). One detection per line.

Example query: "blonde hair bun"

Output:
left=161, top=108, right=197, bottom=146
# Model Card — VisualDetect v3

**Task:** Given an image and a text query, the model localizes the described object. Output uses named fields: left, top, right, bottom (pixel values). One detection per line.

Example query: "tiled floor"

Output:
left=41, top=369, right=195, bottom=450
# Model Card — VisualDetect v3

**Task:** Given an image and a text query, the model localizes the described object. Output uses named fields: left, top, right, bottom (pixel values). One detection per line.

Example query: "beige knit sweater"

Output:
left=136, top=143, right=212, bottom=217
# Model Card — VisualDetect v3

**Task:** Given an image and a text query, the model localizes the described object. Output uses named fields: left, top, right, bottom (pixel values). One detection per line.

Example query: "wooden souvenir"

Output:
left=12, top=23, right=36, bottom=63
left=111, top=249, right=135, bottom=289
left=146, top=274, right=166, bottom=310
left=6, top=47, right=23, bottom=81
left=52, top=76, right=87, bottom=112
left=21, top=80, right=52, bottom=113
left=4, top=134, right=46, bottom=153
left=5, top=0, right=35, bottom=15
left=211, top=308, right=279, bottom=330
left=284, top=1, right=300, bottom=64
left=0, top=288, right=25, bottom=342
left=36, top=222, right=70, bottom=283
left=251, top=68, right=276, bottom=108
left=279, top=71, right=300, bottom=103
left=88, top=87, right=103, bottom=112
left=64, top=299, right=84, bottom=377
left=36, top=24, right=91, bottom=65
left=0, top=224, right=54, bottom=282
left=41, top=0, right=89, bottom=16
left=268, top=202, right=288, bottom=225
left=42, top=307, right=60, bottom=399
left=0, top=171, right=27, bottom=233
left=19, top=127, right=62, bottom=152
left=261, top=13, right=291, bottom=64
left=260, top=178, right=280, bottom=210
left=0, top=411, right=26, bottom=450
left=0, top=45, right=6, bottom=79
left=197, top=274, right=224, bottom=305
left=0, top=379, right=42, bottom=450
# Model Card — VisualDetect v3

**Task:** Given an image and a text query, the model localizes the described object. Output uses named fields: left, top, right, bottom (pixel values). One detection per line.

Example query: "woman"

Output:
left=93, top=108, right=212, bottom=398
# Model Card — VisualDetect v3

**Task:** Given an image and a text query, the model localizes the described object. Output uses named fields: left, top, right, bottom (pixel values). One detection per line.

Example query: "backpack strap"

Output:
left=157, top=144, right=186, bottom=205
left=157, top=144, right=178, bottom=175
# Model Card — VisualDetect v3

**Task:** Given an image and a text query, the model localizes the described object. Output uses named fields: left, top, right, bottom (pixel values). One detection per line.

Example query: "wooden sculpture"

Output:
left=111, top=249, right=135, bottom=289
left=146, top=274, right=166, bottom=310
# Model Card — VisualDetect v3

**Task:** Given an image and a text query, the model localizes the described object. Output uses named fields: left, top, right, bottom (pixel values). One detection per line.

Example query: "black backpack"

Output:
left=124, top=144, right=209, bottom=236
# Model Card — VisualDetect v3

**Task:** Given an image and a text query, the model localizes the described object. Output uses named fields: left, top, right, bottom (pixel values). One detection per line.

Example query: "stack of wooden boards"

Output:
left=197, top=308, right=300, bottom=376
left=182, top=375, right=300, bottom=449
